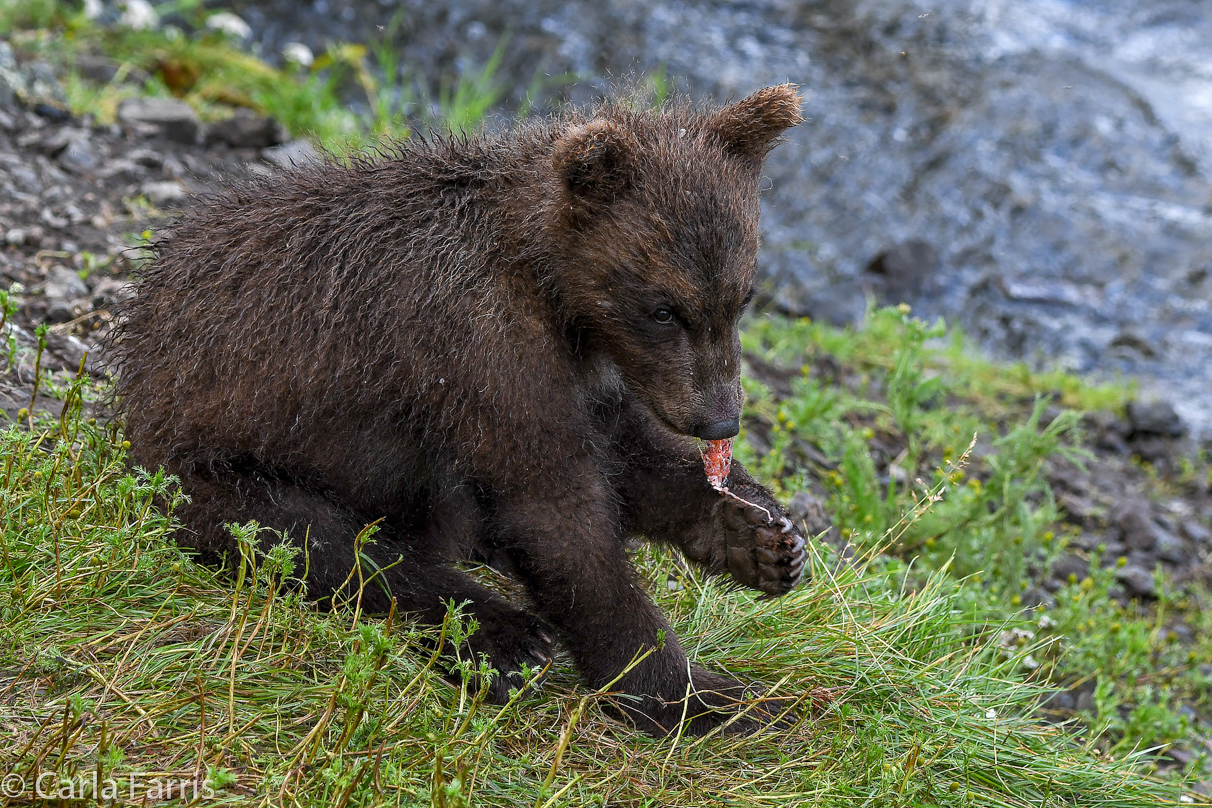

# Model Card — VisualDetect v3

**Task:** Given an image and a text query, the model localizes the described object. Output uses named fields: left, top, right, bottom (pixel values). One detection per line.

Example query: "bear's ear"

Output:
left=552, top=120, right=634, bottom=213
left=705, top=84, right=803, bottom=164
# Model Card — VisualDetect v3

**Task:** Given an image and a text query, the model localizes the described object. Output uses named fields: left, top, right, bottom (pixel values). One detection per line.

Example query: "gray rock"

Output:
left=1154, top=530, right=1188, bottom=564
left=1043, top=691, right=1075, bottom=711
left=864, top=239, right=939, bottom=304
left=787, top=489, right=834, bottom=538
left=97, top=159, right=146, bottom=182
left=117, top=97, right=199, bottom=144
left=0, top=42, right=27, bottom=111
left=1115, top=564, right=1156, bottom=598
left=34, top=128, right=73, bottom=157
left=1075, top=690, right=1095, bottom=713
left=75, top=55, right=120, bottom=84
left=205, top=109, right=286, bottom=149
left=1180, top=520, right=1211, bottom=547
left=57, top=138, right=97, bottom=174
left=139, top=180, right=187, bottom=206
left=128, top=148, right=164, bottom=169
left=25, top=61, right=66, bottom=105
left=44, top=332, right=91, bottom=371
left=1127, top=400, right=1186, bottom=437
left=1106, top=330, right=1158, bottom=360
left=3, top=224, right=43, bottom=247
left=90, top=277, right=134, bottom=309
left=44, top=266, right=89, bottom=301
left=1111, top=500, right=1157, bottom=552
left=261, top=138, right=321, bottom=170
left=44, top=299, right=76, bottom=324
left=1050, top=553, right=1089, bottom=582
left=8, top=164, right=41, bottom=193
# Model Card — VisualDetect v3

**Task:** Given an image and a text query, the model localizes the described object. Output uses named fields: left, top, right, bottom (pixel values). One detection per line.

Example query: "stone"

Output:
left=118, top=0, right=159, bottom=30
left=90, top=277, right=134, bottom=308
left=33, top=103, right=71, bottom=123
left=44, top=299, right=76, bottom=324
left=75, top=55, right=120, bottom=84
left=140, top=180, right=186, bottom=206
left=1050, top=553, right=1089, bottom=582
left=261, top=139, right=322, bottom=170
left=44, top=332, right=91, bottom=371
left=1042, top=691, right=1075, bottom=711
left=8, top=165, right=41, bottom=193
left=1106, top=330, right=1157, bottom=359
left=1154, top=530, right=1188, bottom=564
left=128, top=148, right=164, bottom=169
left=1180, top=520, right=1211, bottom=547
left=1111, top=500, right=1157, bottom=552
left=787, top=489, right=834, bottom=538
left=25, top=61, right=67, bottom=105
left=44, top=266, right=89, bottom=301
left=205, top=11, right=252, bottom=39
left=865, top=239, right=939, bottom=304
left=97, top=158, right=146, bottom=181
left=282, top=42, right=315, bottom=68
left=0, top=43, right=22, bottom=111
left=1114, top=564, right=1156, bottom=598
left=205, top=109, right=286, bottom=150
left=58, top=138, right=97, bottom=174
left=1126, top=400, right=1185, bottom=437
left=117, top=97, right=199, bottom=144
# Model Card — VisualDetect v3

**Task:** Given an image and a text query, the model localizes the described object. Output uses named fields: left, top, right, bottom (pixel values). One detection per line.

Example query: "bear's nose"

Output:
left=692, top=417, right=741, bottom=441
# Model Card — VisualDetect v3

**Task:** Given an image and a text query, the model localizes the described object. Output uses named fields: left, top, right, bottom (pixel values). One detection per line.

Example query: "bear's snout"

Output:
left=692, top=416, right=741, bottom=441
left=689, top=383, right=742, bottom=439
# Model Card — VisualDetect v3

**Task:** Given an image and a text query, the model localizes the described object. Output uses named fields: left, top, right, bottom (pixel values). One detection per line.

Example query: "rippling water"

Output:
left=232, top=0, right=1212, bottom=432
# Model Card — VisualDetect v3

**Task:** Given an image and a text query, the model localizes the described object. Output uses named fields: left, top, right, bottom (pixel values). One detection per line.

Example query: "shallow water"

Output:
left=232, top=0, right=1212, bottom=432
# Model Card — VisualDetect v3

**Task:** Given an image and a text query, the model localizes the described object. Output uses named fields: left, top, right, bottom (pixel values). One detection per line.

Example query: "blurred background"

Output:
left=194, top=0, right=1212, bottom=434
left=4, top=0, right=1212, bottom=432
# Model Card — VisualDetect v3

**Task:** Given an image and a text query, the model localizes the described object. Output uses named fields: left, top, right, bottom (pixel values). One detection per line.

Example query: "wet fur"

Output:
left=110, top=86, right=808, bottom=735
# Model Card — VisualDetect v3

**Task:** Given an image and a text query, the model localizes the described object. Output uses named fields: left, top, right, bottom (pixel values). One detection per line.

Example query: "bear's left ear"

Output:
left=705, top=84, right=804, bottom=164
left=552, top=119, right=634, bottom=214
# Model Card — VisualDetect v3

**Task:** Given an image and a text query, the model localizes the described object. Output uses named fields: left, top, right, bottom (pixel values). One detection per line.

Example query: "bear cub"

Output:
left=113, top=85, right=809, bottom=735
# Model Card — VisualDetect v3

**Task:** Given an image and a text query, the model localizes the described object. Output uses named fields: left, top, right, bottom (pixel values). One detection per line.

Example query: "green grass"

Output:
left=1, top=0, right=510, bottom=151
left=0, top=404, right=1185, bottom=805
left=1, top=309, right=1208, bottom=805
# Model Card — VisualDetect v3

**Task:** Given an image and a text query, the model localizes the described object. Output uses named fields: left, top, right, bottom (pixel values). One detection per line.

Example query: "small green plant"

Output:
left=0, top=283, right=20, bottom=371
left=739, top=305, right=1211, bottom=779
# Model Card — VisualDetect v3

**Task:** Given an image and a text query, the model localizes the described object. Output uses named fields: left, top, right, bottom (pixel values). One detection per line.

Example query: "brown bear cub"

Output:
left=112, top=85, right=809, bottom=735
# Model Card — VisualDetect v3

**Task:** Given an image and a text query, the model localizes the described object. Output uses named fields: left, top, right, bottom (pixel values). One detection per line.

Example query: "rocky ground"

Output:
left=0, top=40, right=318, bottom=420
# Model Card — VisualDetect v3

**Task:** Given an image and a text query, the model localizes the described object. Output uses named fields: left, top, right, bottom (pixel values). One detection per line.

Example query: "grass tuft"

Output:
left=0, top=346, right=1196, bottom=805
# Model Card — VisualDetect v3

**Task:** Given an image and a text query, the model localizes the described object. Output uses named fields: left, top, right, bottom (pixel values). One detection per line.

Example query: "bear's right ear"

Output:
left=705, top=84, right=804, bottom=165
left=552, top=120, right=633, bottom=215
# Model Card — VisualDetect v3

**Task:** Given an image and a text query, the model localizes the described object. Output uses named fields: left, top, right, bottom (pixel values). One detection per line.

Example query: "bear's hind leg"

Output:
left=174, top=469, right=555, bottom=702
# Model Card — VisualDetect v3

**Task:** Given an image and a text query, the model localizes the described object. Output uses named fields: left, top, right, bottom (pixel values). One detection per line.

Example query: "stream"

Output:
left=230, top=0, right=1212, bottom=433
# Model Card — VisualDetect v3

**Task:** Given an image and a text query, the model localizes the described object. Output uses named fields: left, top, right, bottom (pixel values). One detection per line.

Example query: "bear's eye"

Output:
left=652, top=307, right=675, bottom=324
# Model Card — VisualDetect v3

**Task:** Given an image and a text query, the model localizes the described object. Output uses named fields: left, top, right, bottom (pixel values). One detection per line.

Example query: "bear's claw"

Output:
left=722, top=497, right=807, bottom=596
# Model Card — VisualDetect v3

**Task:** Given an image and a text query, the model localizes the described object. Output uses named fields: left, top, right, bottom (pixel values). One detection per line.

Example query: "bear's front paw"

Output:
left=721, top=491, right=806, bottom=596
